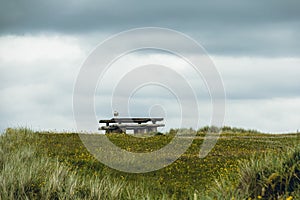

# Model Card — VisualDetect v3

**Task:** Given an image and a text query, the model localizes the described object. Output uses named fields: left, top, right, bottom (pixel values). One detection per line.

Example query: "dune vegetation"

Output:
left=0, top=128, right=299, bottom=199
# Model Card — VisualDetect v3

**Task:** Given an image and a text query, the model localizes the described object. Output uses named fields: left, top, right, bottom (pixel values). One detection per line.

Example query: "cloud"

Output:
left=0, top=5, right=299, bottom=134
left=0, top=34, right=299, bottom=132
left=225, top=98, right=300, bottom=133
left=214, top=56, right=300, bottom=99
left=0, top=35, right=85, bottom=88
left=0, top=35, right=83, bottom=64
left=1, top=1, right=299, bottom=32
left=0, top=0, right=299, bottom=56
left=0, top=35, right=85, bottom=131
left=0, top=83, right=76, bottom=131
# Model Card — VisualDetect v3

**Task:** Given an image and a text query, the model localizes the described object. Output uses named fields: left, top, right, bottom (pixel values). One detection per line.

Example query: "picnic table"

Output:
left=99, top=118, right=165, bottom=134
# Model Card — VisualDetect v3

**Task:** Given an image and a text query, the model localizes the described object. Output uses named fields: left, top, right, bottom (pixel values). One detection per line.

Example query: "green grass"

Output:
left=207, top=146, right=300, bottom=200
left=1, top=127, right=299, bottom=199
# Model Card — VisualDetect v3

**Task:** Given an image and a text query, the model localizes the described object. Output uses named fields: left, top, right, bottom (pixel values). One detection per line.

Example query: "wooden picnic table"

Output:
left=99, top=118, right=164, bottom=134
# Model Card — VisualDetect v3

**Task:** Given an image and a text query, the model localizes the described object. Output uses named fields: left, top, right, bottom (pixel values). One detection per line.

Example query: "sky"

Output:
left=0, top=0, right=299, bottom=133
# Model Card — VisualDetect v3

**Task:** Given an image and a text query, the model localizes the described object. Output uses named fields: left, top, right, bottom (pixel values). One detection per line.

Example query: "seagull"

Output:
left=113, top=111, right=119, bottom=117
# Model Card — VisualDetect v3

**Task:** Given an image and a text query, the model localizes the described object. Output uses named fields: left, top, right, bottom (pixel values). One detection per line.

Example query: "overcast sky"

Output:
left=0, top=0, right=299, bottom=133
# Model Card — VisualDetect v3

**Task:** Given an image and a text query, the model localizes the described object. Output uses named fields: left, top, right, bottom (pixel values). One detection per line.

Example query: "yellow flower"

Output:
left=257, top=196, right=262, bottom=199
left=286, top=196, right=293, bottom=200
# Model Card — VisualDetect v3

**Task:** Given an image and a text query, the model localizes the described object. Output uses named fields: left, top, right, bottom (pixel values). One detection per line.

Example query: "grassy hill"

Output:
left=0, top=128, right=299, bottom=199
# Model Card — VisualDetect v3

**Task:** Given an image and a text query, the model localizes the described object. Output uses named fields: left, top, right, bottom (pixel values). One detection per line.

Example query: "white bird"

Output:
left=113, top=111, right=119, bottom=117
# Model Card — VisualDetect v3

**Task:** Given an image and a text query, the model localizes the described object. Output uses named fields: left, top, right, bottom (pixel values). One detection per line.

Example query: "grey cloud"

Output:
left=0, top=0, right=299, bottom=56
left=1, top=1, right=300, bottom=133
left=1, top=1, right=299, bottom=32
left=217, top=58, right=300, bottom=99
left=0, top=83, right=75, bottom=131
left=225, top=98, right=300, bottom=133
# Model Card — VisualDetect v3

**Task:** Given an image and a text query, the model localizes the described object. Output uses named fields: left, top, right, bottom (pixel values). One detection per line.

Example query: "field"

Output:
left=0, top=128, right=299, bottom=199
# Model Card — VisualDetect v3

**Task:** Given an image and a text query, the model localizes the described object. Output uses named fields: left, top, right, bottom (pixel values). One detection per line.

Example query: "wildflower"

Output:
left=286, top=196, right=293, bottom=200
left=257, top=196, right=262, bottom=199
left=193, top=192, right=197, bottom=200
